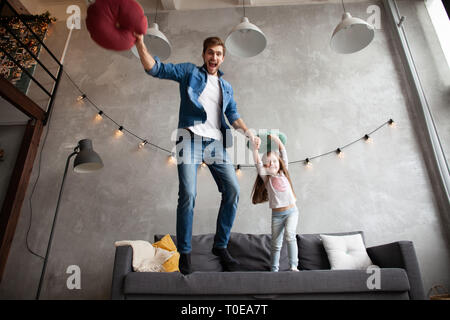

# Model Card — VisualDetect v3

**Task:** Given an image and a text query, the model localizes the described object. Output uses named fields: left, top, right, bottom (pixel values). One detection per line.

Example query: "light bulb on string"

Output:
left=304, top=158, right=312, bottom=168
left=167, top=153, right=176, bottom=165
left=336, top=148, right=344, bottom=159
left=95, top=110, right=103, bottom=121
left=388, top=119, right=396, bottom=128
left=77, top=94, right=86, bottom=102
left=235, top=164, right=242, bottom=177
left=115, top=126, right=124, bottom=137
left=364, top=134, right=373, bottom=144
left=138, top=140, right=148, bottom=149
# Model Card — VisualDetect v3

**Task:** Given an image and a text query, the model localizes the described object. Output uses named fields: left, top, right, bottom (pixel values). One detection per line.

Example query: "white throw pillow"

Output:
left=320, top=234, right=374, bottom=270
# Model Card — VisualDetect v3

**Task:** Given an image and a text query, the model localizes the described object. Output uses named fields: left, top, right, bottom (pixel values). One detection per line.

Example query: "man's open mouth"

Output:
left=208, top=62, right=217, bottom=69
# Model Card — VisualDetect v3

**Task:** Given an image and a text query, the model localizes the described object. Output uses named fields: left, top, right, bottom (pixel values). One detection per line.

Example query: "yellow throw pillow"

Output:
left=152, top=234, right=179, bottom=272
left=162, top=252, right=180, bottom=273
left=153, top=234, right=177, bottom=251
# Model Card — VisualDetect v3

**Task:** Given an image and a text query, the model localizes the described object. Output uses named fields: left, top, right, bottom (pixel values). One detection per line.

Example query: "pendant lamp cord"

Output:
left=243, top=0, right=246, bottom=17
left=155, top=1, right=158, bottom=24
left=341, top=0, right=346, bottom=12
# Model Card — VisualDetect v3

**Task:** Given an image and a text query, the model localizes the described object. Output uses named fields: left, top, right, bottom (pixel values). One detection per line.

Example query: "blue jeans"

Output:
left=271, top=206, right=299, bottom=272
left=175, top=130, right=240, bottom=253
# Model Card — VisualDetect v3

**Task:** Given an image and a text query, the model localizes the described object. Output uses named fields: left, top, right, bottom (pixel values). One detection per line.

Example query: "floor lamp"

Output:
left=36, top=139, right=103, bottom=300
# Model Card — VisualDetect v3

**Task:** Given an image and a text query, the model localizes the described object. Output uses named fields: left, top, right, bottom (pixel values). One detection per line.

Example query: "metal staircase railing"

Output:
left=0, top=0, right=63, bottom=125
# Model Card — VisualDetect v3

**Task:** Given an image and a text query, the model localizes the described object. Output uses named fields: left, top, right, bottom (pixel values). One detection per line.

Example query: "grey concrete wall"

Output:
left=0, top=1, right=448, bottom=299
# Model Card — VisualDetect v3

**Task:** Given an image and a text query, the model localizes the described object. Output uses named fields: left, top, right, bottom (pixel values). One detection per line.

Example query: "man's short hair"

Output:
left=203, top=37, right=226, bottom=56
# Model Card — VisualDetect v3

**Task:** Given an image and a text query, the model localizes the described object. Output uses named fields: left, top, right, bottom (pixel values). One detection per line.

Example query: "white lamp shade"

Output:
left=225, top=17, right=267, bottom=58
left=132, top=23, right=172, bottom=60
left=331, top=13, right=375, bottom=54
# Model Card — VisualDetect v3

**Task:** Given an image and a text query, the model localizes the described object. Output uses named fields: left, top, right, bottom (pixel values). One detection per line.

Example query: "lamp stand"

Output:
left=36, top=150, right=77, bottom=300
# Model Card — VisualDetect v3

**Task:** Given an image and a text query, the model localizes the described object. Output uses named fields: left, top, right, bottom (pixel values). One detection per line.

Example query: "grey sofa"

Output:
left=111, top=231, right=426, bottom=300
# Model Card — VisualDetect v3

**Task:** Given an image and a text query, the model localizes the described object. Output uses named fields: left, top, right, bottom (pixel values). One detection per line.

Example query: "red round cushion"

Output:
left=86, top=0, right=147, bottom=51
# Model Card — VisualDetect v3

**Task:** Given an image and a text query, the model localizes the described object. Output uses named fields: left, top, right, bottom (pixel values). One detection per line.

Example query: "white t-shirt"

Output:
left=188, top=74, right=223, bottom=141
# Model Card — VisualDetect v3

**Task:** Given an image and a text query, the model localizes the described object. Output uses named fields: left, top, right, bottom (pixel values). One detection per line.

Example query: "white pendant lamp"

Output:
left=330, top=0, right=375, bottom=54
left=132, top=23, right=172, bottom=60
left=132, top=4, right=171, bottom=60
left=225, top=1, right=267, bottom=58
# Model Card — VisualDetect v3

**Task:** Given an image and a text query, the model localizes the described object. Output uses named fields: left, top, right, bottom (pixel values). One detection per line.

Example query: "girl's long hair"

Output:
left=251, top=152, right=297, bottom=204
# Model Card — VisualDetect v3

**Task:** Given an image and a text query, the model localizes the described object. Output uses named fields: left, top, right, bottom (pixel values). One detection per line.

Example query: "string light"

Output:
left=115, top=126, right=124, bottom=137
left=62, top=69, right=395, bottom=172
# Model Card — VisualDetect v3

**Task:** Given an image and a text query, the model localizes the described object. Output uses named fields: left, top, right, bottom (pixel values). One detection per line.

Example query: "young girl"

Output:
left=251, top=134, right=299, bottom=272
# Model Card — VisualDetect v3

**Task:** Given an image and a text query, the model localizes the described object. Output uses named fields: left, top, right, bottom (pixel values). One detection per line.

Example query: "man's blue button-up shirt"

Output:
left=145, top=56, right=241, bottom=147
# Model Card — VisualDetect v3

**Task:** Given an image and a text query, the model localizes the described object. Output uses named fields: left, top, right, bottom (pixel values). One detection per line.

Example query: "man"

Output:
left=135, top=34, right=260, bottom=274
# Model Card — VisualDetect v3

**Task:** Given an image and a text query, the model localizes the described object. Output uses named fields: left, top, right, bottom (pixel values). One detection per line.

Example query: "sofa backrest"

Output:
left=155, top=233, right=286, bottom=272
left=155, top=234, right=223, bottom=272
left=155, top=231, right=365, bottom=272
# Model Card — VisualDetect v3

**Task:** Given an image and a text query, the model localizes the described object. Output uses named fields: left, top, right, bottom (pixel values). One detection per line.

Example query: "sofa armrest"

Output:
left=367, top=241, right=425, bottom=300
left=111, top=246, right=133, bottom=300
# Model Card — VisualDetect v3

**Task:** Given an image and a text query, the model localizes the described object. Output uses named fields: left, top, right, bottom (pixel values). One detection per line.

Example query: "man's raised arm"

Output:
left=232, top=118, right=261, bottom=150
left=134, top=33, right=155, bottom=72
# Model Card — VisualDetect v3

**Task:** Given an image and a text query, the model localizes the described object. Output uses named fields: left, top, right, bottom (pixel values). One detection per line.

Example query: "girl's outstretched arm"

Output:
left=252, top=142, right=270, bottom=180
left=268, top=134, right=288, bottom=169
left=268, top=134, right=285, bottom=151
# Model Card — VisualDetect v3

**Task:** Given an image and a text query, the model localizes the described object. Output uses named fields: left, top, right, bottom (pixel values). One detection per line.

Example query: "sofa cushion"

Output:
left=320, top=233, right=374, bottom=270
left=227, top=233, right=290, bottom=271
left=123, top=268, right=410, bottom=296
left=155, top=234, right=223, bottom=272
left=297, top=231, right=364, bottom=270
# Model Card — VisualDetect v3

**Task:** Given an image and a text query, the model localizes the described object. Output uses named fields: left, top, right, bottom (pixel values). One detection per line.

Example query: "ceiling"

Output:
left=155, top=0, right=368, bottom=11
left=16, top=0, right=371, bottom=16
left=12, top=0, right=371, bottom=21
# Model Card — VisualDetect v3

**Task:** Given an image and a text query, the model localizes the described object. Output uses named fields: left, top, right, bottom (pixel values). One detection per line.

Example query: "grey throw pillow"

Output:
left=227, top=233, right=290, bottom=271
left=297, top=231, right=364, bottom=270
